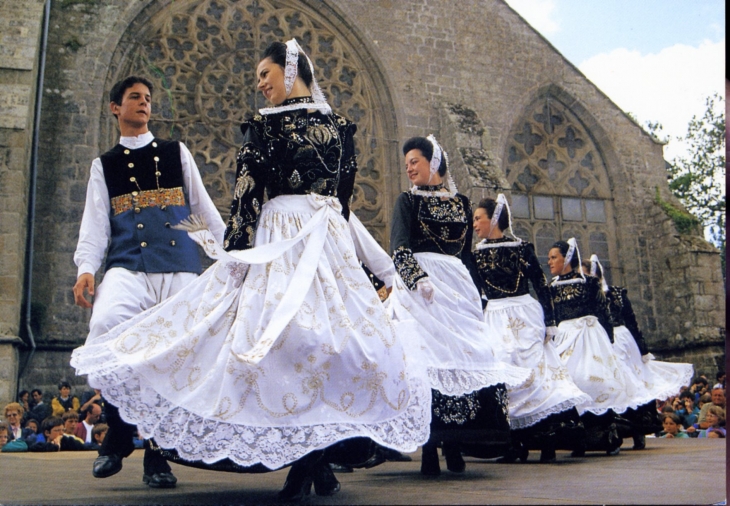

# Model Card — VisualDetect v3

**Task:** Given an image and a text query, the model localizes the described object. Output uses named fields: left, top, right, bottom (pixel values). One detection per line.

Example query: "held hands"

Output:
left=416, top=278, right=435, bottom=304
left=544, top=326, right=558, bottom=344
left=73, top=273, right=95, bottom=308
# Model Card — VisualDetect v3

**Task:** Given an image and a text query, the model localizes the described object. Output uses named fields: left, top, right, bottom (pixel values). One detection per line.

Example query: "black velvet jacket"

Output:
left=473, top=239, right=556, bottom=327
left=389, top=187, right=476, bottom=290
left=550, top=271, right=614, bottom=341
left=606, top=286, right=648, bottom=355
left=223, top=97, right=357, bottom=251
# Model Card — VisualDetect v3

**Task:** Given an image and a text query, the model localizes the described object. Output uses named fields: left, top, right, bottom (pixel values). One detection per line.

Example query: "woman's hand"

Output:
left=416, top=279, right=435, bottom=304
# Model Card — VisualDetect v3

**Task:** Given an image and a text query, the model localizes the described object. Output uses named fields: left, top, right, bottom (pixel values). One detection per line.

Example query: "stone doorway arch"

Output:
left=102, top=0, right=399, bottom=245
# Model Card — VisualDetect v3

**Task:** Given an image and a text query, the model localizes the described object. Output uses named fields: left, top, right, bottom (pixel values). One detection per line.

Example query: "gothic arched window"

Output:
left=504, top=95, right=618, bottom=282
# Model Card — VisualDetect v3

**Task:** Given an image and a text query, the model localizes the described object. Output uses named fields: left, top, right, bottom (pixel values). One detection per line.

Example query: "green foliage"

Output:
left=665, top=93, right=726, bottom=277
left=654, top=187, right=700, bottom=235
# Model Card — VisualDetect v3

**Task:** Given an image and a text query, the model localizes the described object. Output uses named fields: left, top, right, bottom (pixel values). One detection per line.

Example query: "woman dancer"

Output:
left=71, top=39, right=430, bottom=500
left=548, top=239, right=634, bottom=456
left=387, top=136, right=530, bottom=476
left=586, top=255, right=693, bottom=450
left=471, top=196, right=589, bottom=463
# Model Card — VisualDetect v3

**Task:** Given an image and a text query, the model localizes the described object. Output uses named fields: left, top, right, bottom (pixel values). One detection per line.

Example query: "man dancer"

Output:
left=73, top=76, right=225, bottom=488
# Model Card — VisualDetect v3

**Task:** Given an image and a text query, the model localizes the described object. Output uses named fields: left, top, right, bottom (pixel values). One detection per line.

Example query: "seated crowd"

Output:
left=2, top=373, right=725, bottom=453
left=1, top=381, right=108, bottom=453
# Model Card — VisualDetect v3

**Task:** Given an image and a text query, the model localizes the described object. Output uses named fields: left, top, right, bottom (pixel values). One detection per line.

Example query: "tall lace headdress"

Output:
left=551, top=237, right=586, bottom=286
left=259, top=38, right=332, bottom=115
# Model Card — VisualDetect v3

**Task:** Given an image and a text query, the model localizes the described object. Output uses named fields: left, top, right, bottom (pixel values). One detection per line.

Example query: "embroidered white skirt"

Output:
left=386, top=252, right=530, bottom=396
left=553, top=316, right=641, bottom=416
left=71, top=194, right=430, bottom=469
left=613, top=325, right=693, bottom=402
left=484, top=294, right=590, bottom=429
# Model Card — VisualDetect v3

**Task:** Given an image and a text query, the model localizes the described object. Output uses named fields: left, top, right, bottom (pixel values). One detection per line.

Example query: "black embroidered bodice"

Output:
left=550, top=271, right=613, bottom=341
left=224, top=97, right=357, bottom=251
left=389, top=187, right=475, bottom=290
left=606, top=286, right=648, bottom=355
left=473, top=239, right=556, bottom=327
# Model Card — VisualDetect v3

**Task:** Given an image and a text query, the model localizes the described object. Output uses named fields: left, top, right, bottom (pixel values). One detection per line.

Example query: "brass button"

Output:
left=132, top=191, right=138, bottom=196
left=137, top=223, right=144, bottom=229
left=154, top=156, right=159, bottom=162
left=134, top=207, right=140, bottom=213
left=129, top=177, right=136, bottom=182
left=164, top=222, right=171, bottom=228
left=140, top=242, right=147, bottom=248
left=170, top=240, right=176, bottom=246
left=124, top=149, right=130, bottom=155
left=155, top=171, right=161, bottom=176
left=128, top=163, right=134, bottom=168
left=152, top=142, right=157, bottom=147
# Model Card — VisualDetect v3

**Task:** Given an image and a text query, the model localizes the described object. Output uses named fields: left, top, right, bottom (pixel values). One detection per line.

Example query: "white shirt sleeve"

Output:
left=348, top=212, right=395, bottom=288
left=74, top=158, right=111, bottom=278
left=179, top=142, right=226, bottom=243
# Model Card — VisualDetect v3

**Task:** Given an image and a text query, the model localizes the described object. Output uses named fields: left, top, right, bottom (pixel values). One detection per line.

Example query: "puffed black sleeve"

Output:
left=458, top=195, right=482, bottom=292
left=335, top=117, right=357, bottom=221
left=223, top=118, right=269, bottom=251
left=590, top=278, right=614, bottom=342
left=390, top=192, right=428, bottom=290
left=620, top=288, right=649, bottom=355
left=523, top=242, right=556, bottom=327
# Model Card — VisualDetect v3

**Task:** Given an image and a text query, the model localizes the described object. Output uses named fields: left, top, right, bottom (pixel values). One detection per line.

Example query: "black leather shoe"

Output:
left=443, top=443, right=465, bottom=473
left=278, top=463, right=313, bottom=501
left=420, top=443, right=440, bottom=476
left=632, top=435, right=646, bottom=450
left=380, top=447, right=413, bottom=462
left=93, top=454, right=123, bottom=478
left=313, top=463, right=341, bottom=496
left=539, top=448, right=556, bottom=463
left=143, top=472, right=177, bottom=488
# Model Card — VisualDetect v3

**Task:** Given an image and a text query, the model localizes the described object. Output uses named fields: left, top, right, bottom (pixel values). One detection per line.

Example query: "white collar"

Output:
left=119, top=131, right=154, bottom=149
left=475, top=238, right=523, bottom=249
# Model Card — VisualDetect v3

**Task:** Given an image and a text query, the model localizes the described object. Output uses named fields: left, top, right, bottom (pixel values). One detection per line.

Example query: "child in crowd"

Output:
left=0, top=421, right=28, bottom=452
left=85, top=423, right=109, bottom=451
left=51, top=381, right=80, bottom=417
left=62, top=411, right=84, bottom=444
left=29, top=417, right=85, bottom=452
left=689, top=406, right=725, bottom=438
left=659, top=413, right=688, bottom=438
left=25, top=419, right=39, bottom=435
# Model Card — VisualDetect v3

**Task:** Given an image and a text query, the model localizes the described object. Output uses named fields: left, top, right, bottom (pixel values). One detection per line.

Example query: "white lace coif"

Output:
left=590, top=254, right=609, bottom=292
left=259, top=38, right=332, bottom=116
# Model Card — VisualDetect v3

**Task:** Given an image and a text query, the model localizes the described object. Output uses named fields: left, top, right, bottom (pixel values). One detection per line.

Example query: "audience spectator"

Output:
left=3, top=402, right=35, bottom=444
left=690, top=406, right=726, bottom=438
left=85, top=423, right=109, bottom=451
left=25, top=419, right=39, bottom=436
left=61, top=412, right=84, bottom=444
left=18, top=390, right=31, bottom=424
left=659, top=413, right=689, bottom=438
left=51, top=381, right=80, bottom=417
left=79, top=388, right=106, bottom=424
left=29, top=417, right=85, bottom=452
left=75, top=403, right=102, bottom=445
left=0, top=421, right=28, bottom=453
left=675, top=395, right=700, bottom=428
left=697, top=388, right=726, bottom=428
left=689, top=377, right=709, bottom=403
left=28, top=389, right=50, bottom=423
left=713, top=372, right=725, bottom=390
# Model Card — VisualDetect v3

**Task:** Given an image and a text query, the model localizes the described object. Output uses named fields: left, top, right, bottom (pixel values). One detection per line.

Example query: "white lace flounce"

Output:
left=427, top=365, right=529, bottom=397
left=72, top=344, right=431, bottom=469
left=509, top=398, right=585, bottom=430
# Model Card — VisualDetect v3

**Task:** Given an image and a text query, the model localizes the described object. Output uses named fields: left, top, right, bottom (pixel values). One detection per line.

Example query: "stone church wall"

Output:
left=0, top=0, right=722, bottom=401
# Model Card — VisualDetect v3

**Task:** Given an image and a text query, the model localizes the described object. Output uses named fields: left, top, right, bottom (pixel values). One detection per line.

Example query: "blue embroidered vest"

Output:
left=100, top=139, right=202, bottom=274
